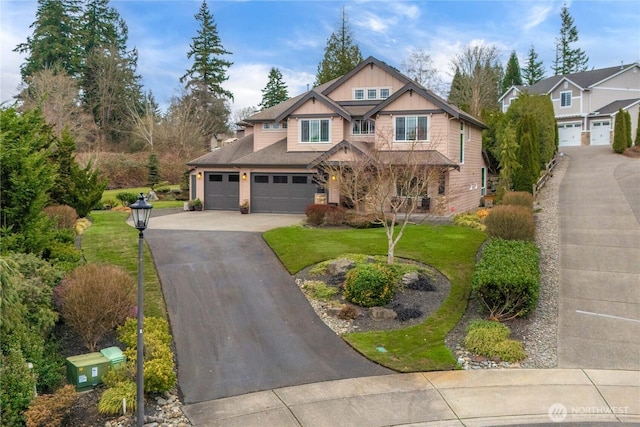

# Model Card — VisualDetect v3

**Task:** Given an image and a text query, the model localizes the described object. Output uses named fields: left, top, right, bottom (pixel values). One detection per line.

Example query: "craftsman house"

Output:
left=187, top=57, right=487, bottom=214
left=499, top=63, right=640, bottom=147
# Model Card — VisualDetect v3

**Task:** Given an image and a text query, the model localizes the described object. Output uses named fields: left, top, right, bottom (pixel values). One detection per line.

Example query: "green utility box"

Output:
left=100, top=346, right=126, bottom=368
left=66, top=352, right=109, bottom=391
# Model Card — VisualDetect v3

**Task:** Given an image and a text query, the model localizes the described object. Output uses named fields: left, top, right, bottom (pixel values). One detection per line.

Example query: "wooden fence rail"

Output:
left=533, top=155, right=559, bottom=199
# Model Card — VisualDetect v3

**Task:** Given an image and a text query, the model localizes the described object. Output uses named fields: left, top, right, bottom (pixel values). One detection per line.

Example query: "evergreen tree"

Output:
left=315, top=7, right=363, bottom=86
left=79, top=0, right=142, bottom=145
left=522, top=45, right=545, bottom=85
left=496, top=122, right=519, bottom=201
left=14, top=0, right=82, bottom=79
left=612, top=109, right=626, bottom=153
left=635, top=110, right=640, bottom=147
left=501, top=50, right=523, bottom=93
left=513, top=113, right=540, bottom=193
left=623, top=111, right=632, bottom=148
left=181, top=0, right=233, bottom=101
left=259, top=67, right=289, bottom=110
left=552, top=5, right=589, bottom=75
left=147, top=153, right=160, bottom=189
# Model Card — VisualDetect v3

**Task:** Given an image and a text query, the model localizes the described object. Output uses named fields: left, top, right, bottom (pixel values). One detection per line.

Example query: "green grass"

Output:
left=81, top=210, right=167, bottom=319
left=102, top=186, right=184, bottom=209
left=263, top=224, right=485, bottom=371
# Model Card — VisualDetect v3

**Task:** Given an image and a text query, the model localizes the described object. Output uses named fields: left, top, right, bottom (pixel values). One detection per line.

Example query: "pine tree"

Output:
left=315, top=7, right=363, bottom=86
left=552, top=5, right=589, bottom=75
left=496, top=122, right=520, bottom=201
left=624, top=111, right=633, bottom=148
left=259, top=68, right=289, bottom=110
left=612, top=109, right=626, bottom=154
left=635, top=110, right=640, bottom=147
left=521, top=45, right=545, bottom=85
left=501, top=51, right=523, bottom=93
left=181, top=0, right=233, bottom=101
left=147, top=153, right=160, bottom=189
left=14, top=0, right=82, bottom=80
left=513, top=113, right=540, bottom=193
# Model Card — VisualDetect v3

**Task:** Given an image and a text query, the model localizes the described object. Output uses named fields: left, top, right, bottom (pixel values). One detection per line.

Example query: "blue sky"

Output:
left=2, top=0, right=639, bottom=116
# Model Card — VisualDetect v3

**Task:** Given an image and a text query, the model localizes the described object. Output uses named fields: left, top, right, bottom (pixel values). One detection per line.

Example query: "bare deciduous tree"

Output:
left=320, top=129, right=446, bottom=264
left=401, top=48, right=447, bottom=97
left=18, top=65, right=98, bottom=151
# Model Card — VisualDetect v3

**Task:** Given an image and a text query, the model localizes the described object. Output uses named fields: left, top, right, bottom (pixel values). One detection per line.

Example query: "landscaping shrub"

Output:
left=343, top=212, right=383, bottom=229
left=58, top=264, right=136, bottom=351
left=453, top=212, right=485, bottom=230
left=472, top=239, right=540, bottom=321
left=118, top=317, right=176, bottom=393
left=500, top=191, right=534, bottom=210
left=338, top=304, right=358, bottom=320
left=343, top=264, right=395, bottom=307
left=98, top=380, right=136, bottom=415
left=304, top=204, right=332, bottom=226
left=325, top=205, right=347, bottom=226
left=302, top=281, right=338, bottom=301
left=44, top=205, right=78, bottom=230
left=463, top=320, right=526, bottom=362
left=25, top=384, right=76, bottom=427
left=115, top=192, right=139, bottom=207
left=0, top=346, right=37, bottom=426
left=484, top=205, right=535, bottom=241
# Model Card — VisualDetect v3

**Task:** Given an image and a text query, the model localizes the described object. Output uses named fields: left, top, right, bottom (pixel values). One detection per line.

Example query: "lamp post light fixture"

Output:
left=129, top=193, right=152, bottom=427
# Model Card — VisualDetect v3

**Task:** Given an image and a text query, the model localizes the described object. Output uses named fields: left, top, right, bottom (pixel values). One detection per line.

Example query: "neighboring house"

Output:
left=499, top=63, right=640, bottom=147
left=187, top=56, right=487, bottom=214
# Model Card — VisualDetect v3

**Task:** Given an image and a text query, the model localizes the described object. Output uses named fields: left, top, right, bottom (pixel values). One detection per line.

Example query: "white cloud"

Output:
left=0, top=2, right=36, bottom=104
left=523, top=3, right=554, bottom=30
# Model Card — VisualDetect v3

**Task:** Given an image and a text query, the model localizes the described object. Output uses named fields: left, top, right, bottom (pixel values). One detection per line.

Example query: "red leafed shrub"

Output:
left=58, top=264, right=136, bottom=351
left=304, top=204, right=333, bottom=226
left=44, top=205, right=78, bottom=230
left=484, top=205, right=535, bottom=241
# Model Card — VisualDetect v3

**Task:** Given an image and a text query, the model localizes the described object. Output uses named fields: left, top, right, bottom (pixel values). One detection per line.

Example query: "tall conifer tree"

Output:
left=181, top=0, right=233, bottom=101
left=501, top=50, right=523, bottom=93
left=14, top=0, right=81, bottom=80
left=315, top=7, right=363, bottom=86
left=522, top=45, right=545, bottom=85
left=259, top=68, right=288, bottom=110
left=552, top=5, right=589, bottom=75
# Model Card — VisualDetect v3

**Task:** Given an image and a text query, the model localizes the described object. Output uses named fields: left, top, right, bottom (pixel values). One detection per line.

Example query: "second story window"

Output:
left=380, top=88, right=390, bottom=99
left=395, top=116, right=429, bottom=142
left=353, top=87, right=392, bottom=100
left=352, top=119, right=375, bottom=135
left=354, top=89, right=364, bottom=100
left=300, top=119, right=330, bottom=143
left=560, top=91, right=572, bottom=107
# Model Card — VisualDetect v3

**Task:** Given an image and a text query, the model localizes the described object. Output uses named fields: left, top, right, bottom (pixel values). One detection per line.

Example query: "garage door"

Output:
left=558, top=122, right=582, bottom=146
left=204, top=172, right=239, bottom=210
left=251, top=173, right=317, bottom=213
left=590, top=120, right=611, bottom=145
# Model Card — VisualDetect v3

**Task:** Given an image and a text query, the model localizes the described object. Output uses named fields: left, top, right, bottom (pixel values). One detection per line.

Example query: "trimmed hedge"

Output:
left=463, top=320, right=526, bottom=362
left=343, top=264, right=395, bottom=307
left=484, top=205, right=535, bottom=241
left=472, top=239, right=540, bottom=321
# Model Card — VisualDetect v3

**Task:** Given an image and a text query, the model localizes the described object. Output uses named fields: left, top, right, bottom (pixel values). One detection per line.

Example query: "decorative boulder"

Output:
left=327, top=258, right=355, bottom=276
left=370, top=307, right=397, bottom=320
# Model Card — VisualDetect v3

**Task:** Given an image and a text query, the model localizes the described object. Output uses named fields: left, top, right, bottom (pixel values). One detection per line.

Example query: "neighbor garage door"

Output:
left=590, top=120, right=611, bottom=145
left=558, top=122, right=582, bottom=146
left=251, top=173, right=316, bottom=213
left=204, top=172, right=239, bottom=210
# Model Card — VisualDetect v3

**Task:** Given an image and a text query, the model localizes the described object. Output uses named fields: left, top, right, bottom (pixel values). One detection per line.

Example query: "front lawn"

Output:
left=81, top=210, right=167, bottom=319
left=263, top=224, right=485, bottom=371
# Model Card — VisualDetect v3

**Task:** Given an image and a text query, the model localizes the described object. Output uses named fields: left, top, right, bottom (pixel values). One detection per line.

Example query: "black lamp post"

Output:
left=129, top=193, right=152, bottom=427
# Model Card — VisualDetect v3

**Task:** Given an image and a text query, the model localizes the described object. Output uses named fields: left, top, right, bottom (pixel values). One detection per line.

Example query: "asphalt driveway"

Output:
left=145, top=220, right=391, bottom=404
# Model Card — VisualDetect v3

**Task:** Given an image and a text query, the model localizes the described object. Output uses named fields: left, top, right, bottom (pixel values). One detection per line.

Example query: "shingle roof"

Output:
left=589, top=98, right=640, bottom=116
left=506, top=64, right=638, bottom=97
left=230, top=138, right=320, bottom=167
left=187, top=134, right=255, bottom=166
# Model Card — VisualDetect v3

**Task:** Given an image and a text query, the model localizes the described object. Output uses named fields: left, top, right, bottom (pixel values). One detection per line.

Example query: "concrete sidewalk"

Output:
left=182, top=369, right=639, bottom=426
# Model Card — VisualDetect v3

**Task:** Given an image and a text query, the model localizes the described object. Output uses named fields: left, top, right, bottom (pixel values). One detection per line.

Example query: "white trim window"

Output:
left=263, top=122, right=287, bottom=131
left=380, top=88, right=390, bottom=99
left=367, top=89, right=377, bottom=99
left=354, top=89, right=364, bottom=100
left=560, top=91, right=572, bottom=107
left=300, top=119, right=330, bottom=143
left=352, top=119, right=375, bottom=135
left=395, top=116, right=429, bottom=142
left=353, top=87, right=392, bottom=100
